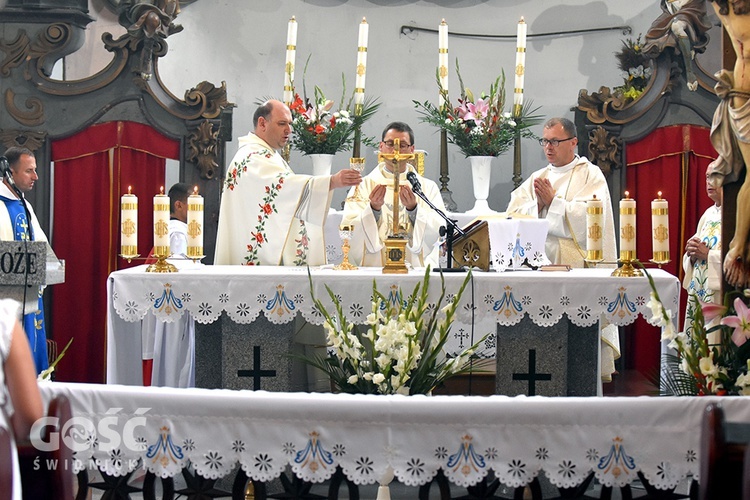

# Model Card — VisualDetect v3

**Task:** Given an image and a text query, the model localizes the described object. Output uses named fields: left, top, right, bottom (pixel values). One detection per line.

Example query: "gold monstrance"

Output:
left=379, top=138, right=414, bottom=274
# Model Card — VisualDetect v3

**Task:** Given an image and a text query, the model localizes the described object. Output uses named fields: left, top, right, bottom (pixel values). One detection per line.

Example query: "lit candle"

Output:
left=120, top=186, right=138, bottom=257
left=283, top=16, right=297, bottom=105
left=513, top=17, right=526, bottom=116
left=438, top=19, right=449, bottom=108
left=651, top=191, right=669, bottom=263
left=619, top=191, right=637, bottom=261
left=586, top=194, right=603, bottom=262
left=153, top=186, right=170, bottom=257
left=354, top=17, right=369, bottom=109
left=187, top=186, right=204, bottom=259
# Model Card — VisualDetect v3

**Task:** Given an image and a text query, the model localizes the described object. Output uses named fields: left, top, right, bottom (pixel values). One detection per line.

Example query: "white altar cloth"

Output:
left=38, top=382, right=750, bottom=491
left=107, top=266, right=680, bottom=385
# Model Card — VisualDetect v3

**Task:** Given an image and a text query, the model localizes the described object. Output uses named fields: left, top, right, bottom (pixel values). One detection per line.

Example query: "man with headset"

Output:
left=0, top=147, right=48, bottom=374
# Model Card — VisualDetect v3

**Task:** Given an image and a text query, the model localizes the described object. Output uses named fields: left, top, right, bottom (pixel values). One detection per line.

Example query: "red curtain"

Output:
left=624, top=124, right=715, bottom=376
left=50, top=122, right=178, bottom=383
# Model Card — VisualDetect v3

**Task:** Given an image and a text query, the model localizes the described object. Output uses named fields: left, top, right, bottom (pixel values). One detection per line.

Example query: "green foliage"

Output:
left=413, top=59, right=541, bottom=158
left=301, top=267, right=487, bottom=395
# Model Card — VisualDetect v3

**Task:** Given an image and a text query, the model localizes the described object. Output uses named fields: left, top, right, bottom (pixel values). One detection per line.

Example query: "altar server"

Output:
left=506, top=117, right=619, bottom=382
left=143, top=182, right=196, bottom=387
left=342, top=122, right=445, bottom=267
left=0, top=147, right=49, bottom=374
left=215, top=100, right=360, bottom=265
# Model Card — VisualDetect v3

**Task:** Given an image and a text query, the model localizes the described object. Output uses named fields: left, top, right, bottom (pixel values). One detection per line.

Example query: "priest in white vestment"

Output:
left=506, top=117, right=619, bottom=382
left=215, top=100, right=361, bottom=266
left=342, top=122, right=445, bottom=267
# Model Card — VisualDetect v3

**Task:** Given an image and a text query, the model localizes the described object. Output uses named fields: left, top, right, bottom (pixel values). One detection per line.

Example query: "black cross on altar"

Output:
left=512, top=349, right=551, bottom=396
left=454, top=328, right=470, bottom=349
left=237, top=346, right=277, bottom=390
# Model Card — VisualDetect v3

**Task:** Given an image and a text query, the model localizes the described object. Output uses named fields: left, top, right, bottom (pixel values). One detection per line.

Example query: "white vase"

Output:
left=467, top=155, right=496, bottom=214
left=309, top=153, right=334, bottom=177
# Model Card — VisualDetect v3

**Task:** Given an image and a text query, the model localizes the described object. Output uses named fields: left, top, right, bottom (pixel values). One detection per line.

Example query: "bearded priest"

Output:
left=215, top=100, right=361, bottom=265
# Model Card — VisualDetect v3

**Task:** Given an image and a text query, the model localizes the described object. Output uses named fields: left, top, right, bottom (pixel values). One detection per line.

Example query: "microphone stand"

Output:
left=409, top=180, right=466, bottom=273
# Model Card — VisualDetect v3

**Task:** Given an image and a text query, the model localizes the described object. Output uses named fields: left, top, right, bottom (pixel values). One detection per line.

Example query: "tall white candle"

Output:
left=438, top=19, right=449, bottom=108
left=513, top=17, right=527, bottom=115
left=187, top=186, right=204, bottom=259
left=586, top=194, right=603, bottom=262
left=651, top=191, right=669, bottom=263
left=283, top=16, right=297, bottom=104
left=120, top=186, right=138, bottom=257
left=619, top=191, right=637, bottom=261
left=153, top=186, right=170, bottom=257
left=354, top=17, right=369, bottom=108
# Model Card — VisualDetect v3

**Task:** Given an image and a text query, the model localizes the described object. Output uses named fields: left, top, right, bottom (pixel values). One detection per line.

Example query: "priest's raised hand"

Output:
left=215, top=99, right=362, bottom=266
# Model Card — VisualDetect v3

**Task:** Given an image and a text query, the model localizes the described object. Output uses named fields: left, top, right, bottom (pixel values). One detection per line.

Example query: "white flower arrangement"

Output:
left=304, top=268, right=486, bottom=395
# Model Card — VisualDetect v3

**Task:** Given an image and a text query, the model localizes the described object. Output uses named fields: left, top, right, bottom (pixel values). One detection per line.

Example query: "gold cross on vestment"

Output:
left=378, top=138, right=415, bottom=237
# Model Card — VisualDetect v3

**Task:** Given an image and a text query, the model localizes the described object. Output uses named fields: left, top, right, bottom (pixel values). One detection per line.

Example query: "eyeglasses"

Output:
left=539, top=137, right=575, bottom=147
left=382, top=140, right=413, bottom=151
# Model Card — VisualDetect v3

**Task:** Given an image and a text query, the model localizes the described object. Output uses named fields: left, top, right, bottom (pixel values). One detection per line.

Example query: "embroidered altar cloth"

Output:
left=38, top=382, right=750, bottom=491
left=110, top=266, right=679, bottom=329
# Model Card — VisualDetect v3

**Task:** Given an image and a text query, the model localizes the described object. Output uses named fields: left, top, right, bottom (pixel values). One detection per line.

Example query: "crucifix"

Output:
left=378, top=138, right=415, bottom=274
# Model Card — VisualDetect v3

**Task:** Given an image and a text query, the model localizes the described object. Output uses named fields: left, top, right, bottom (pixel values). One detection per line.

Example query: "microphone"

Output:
left=406, top=171, right=422, bottom=193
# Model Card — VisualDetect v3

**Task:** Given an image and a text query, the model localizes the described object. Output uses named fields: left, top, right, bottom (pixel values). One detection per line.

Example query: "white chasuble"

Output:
left=215, top=133, right=333, bottom=266
left=506, top=156, right=617, bottom=268
left=342, top=163, right=444, bottom=267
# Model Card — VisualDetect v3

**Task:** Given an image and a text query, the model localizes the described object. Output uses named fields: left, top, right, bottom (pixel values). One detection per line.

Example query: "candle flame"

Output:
left=519, top=16, right=525, bottom=23
left=361, top=17, right=367, bottom=22
left=624, top=190, right=630, bottom=198
left=441, top=18, right=446, bottom=24
left=193, top=185, right=199, bottom=195
left=657, top=191, right=662, bottom=199
left=290, top=15, right=295, bottom=21
left=127, top=186, right=132, bottom=195
left=160, top=186, right=164, bottom=195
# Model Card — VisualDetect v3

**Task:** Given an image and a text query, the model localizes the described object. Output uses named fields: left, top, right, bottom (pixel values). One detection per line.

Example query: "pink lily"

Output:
left=720, top=297, right=750, bottom=347
left=700, top=300, right=727, bottom=324
left=462, top=98, right=490, bottom=126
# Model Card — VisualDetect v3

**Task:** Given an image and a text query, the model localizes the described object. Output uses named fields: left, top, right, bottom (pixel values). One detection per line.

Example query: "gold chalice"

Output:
left=334, top=225, right=358, bottom=270
left=346, top=157, right=367, bottom=202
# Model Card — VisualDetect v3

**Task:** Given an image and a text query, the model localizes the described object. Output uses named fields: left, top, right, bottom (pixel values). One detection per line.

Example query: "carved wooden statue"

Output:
left=642, top=0, right=712, bottom=91
left=708, top=0, right=750, bottom=287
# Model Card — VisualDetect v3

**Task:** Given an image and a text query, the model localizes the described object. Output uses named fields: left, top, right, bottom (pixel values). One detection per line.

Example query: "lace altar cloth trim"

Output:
left=39, top=382, right=743, bottom=491
left=110, top=266, right=679, bottom=332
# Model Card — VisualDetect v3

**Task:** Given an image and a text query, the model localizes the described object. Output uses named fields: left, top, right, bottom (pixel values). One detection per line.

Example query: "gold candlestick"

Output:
left=146, top=254, right=178, bottom=273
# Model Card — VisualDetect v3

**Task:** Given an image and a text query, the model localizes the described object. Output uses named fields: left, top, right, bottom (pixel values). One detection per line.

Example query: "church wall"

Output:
left=61, top=0, right=721, bottom=212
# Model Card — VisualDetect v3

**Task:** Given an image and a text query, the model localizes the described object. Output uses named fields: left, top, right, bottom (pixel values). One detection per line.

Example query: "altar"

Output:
left=107, top=265, right=680, bottom=396
left=36, top=381, right=750, bottom=497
